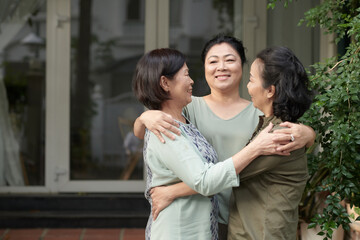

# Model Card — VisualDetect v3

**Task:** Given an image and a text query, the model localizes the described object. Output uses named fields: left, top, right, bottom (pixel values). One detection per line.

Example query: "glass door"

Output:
left=70, top=0, right=145, bottom=179
left=53, top=0, right=147, bottom=193
left=68, top=0, right=145, bottom=191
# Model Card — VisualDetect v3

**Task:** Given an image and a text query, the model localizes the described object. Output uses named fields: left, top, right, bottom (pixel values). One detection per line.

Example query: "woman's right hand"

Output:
left=250, top=123, right=290, bottom=156
left=150, top=186, right=175, bottom=220
left=135, top=110, right=181, bottom=143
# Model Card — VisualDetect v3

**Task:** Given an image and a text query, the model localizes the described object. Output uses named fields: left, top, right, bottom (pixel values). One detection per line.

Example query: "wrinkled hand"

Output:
left=141, top=110, right=181, bottom=143
left=150, top=186, right=174, bottom=220
left=273, top=122, right=315, bottom=153
left=250, top=123, right=290, bottom=156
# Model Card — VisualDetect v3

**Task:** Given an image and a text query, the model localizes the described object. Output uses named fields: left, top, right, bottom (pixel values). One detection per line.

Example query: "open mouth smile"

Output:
left=215, top=75, right=231, bottom=80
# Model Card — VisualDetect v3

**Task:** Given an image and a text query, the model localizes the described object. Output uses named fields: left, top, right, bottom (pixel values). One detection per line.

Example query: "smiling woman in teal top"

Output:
left=133, top=48, right=293, bottom=240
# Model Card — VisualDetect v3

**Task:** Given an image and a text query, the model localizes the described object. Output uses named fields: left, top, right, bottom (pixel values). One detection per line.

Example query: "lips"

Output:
left=215, top=74, right=230, bottom=80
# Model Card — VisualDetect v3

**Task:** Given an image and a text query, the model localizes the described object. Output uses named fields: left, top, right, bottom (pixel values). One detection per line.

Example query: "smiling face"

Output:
left=166, top=63, right=194, bottom=108
left=204, top=43, right=243, bottom=93
left=247, top=58, right=274, bottom=116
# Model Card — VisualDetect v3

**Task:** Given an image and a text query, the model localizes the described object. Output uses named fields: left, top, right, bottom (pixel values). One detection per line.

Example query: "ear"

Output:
left=267, top=85, right=276, bottom=99
left=160, top=76, right=170, bottom=92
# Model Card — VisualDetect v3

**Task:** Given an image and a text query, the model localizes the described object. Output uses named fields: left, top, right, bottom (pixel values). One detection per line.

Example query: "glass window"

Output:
left=169, top=0, right=237, bottom=96
left=127, top=0, right=141, bottom=21
left=0, top=0, right=46, bottom=186
left=70, top=0, right=145, bottom=181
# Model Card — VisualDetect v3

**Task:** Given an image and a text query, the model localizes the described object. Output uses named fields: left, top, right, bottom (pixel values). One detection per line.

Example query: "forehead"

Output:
left=250, top=59, right=265, bottom=79
left=180, top=63, right=188, bottom=71
left=251, top=59, right=263, bottom=70
left=206, top=43, right=239, bottom=57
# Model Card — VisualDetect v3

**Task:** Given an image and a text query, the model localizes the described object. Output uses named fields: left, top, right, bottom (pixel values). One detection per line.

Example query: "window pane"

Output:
left=169, top=0, right=236, bottom=96
left=0, top=0, right=46, bottom=186
left=70, top=0, right=145, bottom=180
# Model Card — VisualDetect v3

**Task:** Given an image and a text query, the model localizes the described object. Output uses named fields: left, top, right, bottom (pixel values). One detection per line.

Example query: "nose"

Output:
left=217, top=60, right=226, bottom=71
left=190, top=77, right=194, bottom=85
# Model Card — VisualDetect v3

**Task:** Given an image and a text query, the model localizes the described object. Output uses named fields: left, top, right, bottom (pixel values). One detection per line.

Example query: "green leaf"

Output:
left=308, top=223, right=317, bottom=229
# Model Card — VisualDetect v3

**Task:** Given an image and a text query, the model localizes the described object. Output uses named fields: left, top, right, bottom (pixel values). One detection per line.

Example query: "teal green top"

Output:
left=144, top=119, right=239, bottom=240
left=184, top=96, right=262, bottom=224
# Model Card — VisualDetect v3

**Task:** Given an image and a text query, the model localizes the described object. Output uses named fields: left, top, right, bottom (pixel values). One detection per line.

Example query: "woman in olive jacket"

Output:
left=228, top=46, right=313, bottom=240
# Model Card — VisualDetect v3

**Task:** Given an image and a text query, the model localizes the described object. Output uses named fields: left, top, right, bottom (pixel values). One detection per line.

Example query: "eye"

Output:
left=208, top=58, right=218, bottom=64
left=226, top=59, right=235, bottom=62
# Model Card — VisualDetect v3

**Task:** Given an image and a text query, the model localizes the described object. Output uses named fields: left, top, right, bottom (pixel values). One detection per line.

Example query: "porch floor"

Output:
left=0, top=228, right=145, bottom=240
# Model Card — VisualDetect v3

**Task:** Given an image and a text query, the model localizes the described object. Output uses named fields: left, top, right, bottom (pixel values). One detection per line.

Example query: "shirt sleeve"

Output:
left=239, top=154, right=285, bottom=181
left=147, top=132, right=239, bottom=196
left=239, top=124, right=287, bottom=181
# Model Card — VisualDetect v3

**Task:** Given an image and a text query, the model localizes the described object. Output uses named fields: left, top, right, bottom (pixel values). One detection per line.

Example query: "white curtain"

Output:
left=0, top=0, right=44, bottom=186
left=0, top=77, right=24, bottom=186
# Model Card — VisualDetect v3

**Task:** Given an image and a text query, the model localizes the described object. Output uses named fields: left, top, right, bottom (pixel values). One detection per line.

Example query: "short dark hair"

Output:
left=201, top=34, right=246, bottom=66
left=132, top=48, right=186, bottom=110
left=256, top=46, right=313, bottom=122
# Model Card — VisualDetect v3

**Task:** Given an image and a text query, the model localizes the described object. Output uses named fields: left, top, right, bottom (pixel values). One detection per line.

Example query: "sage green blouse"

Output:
left=184, top=96, right=262, bottom=224
left=144, top=119, right=239, bottom=240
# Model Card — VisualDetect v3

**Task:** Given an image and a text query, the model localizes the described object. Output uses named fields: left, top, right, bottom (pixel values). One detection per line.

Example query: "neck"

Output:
left=207, top=89, right=241, bottom=104
left=260, top=103, right=274, bottom=117
left=161, top=101, right=186, bottom=123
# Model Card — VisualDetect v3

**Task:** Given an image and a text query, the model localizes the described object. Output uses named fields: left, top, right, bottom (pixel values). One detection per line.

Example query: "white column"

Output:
left=45, top=0, right=71, bottom=192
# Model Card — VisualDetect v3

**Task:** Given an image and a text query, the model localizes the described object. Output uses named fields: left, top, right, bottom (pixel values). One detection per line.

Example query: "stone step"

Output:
left=0, top=194, right=150, bottom=228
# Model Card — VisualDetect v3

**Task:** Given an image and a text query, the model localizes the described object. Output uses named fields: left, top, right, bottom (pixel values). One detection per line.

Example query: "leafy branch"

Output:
left=268, top=0, right=360, bottom=239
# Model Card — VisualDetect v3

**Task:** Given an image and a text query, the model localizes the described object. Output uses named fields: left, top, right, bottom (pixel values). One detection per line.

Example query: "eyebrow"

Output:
left=207, top=53, right=236, bottom=60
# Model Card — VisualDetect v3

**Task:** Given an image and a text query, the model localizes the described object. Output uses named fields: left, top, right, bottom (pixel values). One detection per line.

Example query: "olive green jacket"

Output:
left=228, top=116, right=308, bottom=240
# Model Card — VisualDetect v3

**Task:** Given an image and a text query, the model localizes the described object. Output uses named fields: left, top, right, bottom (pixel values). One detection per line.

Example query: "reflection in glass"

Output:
left=0, top=0, right=46, bottom=186
left=70, top=0, right=145, bottom=180
left=170, top=0, right=235, bottom=96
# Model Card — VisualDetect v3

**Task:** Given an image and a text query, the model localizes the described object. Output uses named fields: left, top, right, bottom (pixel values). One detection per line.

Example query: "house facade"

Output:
left=0, top=0, right=336, bottom=227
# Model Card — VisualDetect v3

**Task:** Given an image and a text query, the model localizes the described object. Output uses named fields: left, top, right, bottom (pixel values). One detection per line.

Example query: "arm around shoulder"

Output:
left=133, top=115, right=146, bottom=139
left=150, top=133, right=238, bottom=196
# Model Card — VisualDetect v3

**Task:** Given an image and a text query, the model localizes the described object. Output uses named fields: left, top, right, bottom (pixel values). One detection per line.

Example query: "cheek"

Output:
left=205, top=65, right=215, bottom=74
left=247, top=83, right=253, bottom=94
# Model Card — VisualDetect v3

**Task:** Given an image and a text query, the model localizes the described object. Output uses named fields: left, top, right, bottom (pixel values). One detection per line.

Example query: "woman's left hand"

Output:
left=150, top=186, right=174, bottom=221
left=273, top=122, right=316, bottom=153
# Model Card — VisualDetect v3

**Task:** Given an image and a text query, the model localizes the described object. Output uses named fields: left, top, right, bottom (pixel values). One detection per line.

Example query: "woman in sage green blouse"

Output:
left=132, top=48, right=289, bottom=240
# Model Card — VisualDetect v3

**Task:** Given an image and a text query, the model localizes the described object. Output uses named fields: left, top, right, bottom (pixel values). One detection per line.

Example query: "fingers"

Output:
left=152, top=206, right=159, bottom=220
left=154, top=130, right=166, bottom=143
left=273, top=122, right=296, bottom=135
left=166, top=124, right=181, bottom=136
left=279, top=121, right=295, bottom=128
left=273, top=128, right=292, bottom=135
left=276, top=142, right=296, bottom=153
left=262, top=122, right=274, bottom=133
left=163, top=113, right=180, bottom=130
left=272, top=133, right=294, bottom=144
left=154, top=126, right=180, bottom=143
